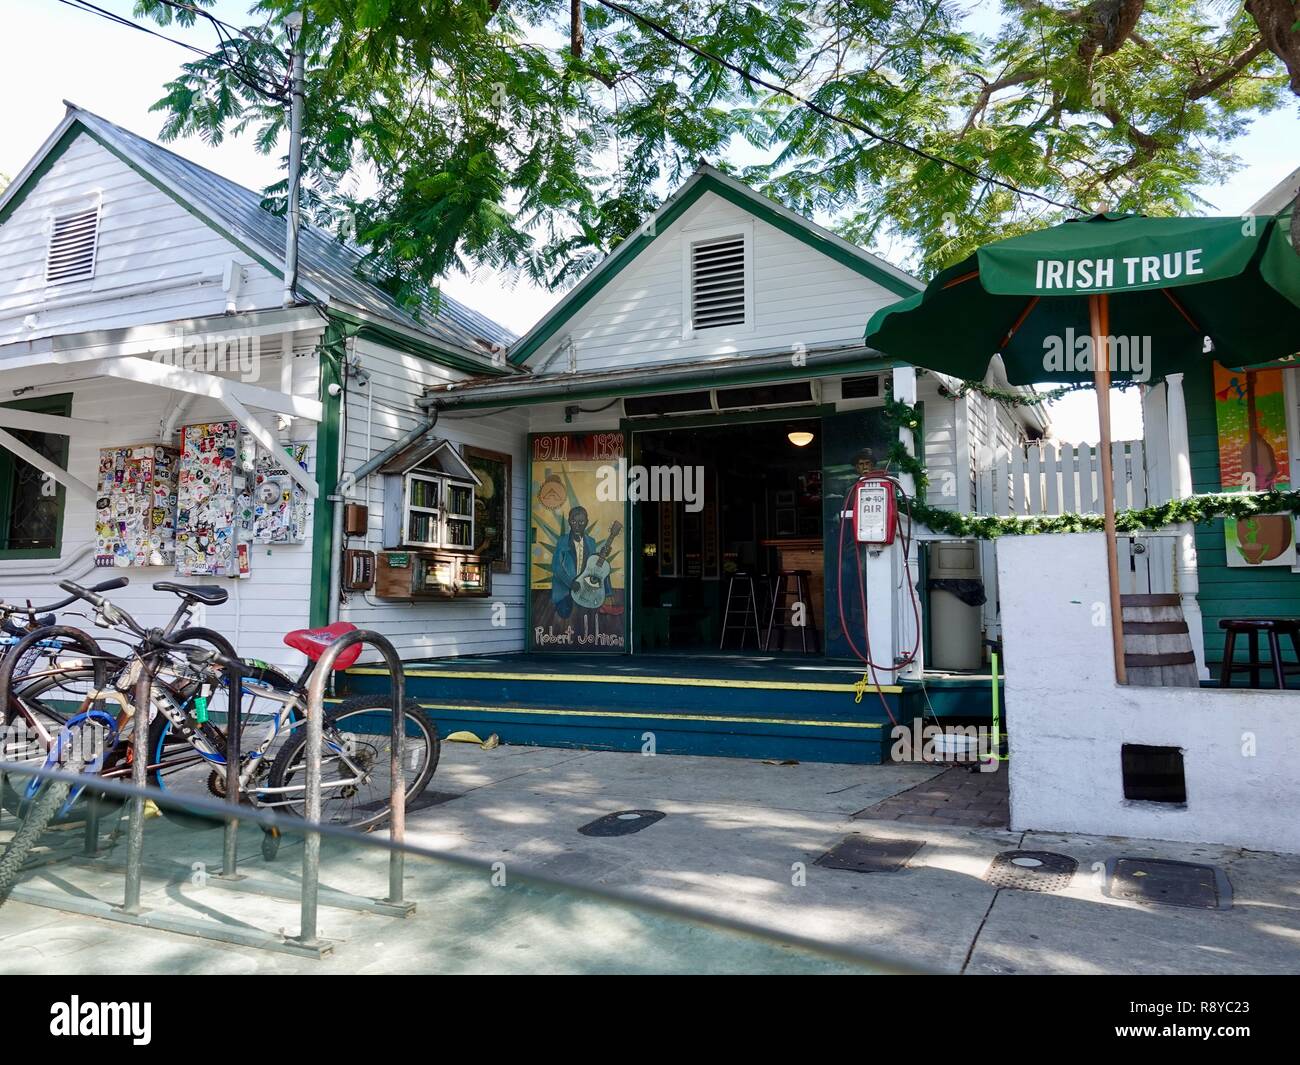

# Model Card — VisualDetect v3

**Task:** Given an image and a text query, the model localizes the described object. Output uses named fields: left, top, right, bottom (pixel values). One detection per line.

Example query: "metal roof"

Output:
left=66, top=105, right=516, bottom=356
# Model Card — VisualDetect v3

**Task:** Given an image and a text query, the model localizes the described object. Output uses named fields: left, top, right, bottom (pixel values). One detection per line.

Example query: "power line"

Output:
left=56, top=0, right=212, bottom=56
left=593, top=0, right=1084, bottom=214
left=55, top=0, right=288, bottom=102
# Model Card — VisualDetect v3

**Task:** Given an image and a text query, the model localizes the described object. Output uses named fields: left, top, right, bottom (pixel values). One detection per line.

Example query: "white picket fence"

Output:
left=974, top=440, right=1174, bottom=639
left=976, top=440, right=1148, bottom=517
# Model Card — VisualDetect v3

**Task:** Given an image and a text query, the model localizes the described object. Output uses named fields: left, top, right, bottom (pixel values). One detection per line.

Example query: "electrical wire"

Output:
left=55, top=0, right=289, bottom=102
left=593, top=0, right=1084, bottom=214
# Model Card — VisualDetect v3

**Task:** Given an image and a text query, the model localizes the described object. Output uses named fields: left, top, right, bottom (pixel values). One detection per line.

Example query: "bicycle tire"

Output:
left=265, top=695, right=439, bottom=831
left=0, top=751, right=83, bottom=906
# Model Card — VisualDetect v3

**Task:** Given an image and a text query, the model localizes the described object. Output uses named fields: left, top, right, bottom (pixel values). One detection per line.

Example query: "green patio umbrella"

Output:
left=865, top=211, right=1300, bottom=683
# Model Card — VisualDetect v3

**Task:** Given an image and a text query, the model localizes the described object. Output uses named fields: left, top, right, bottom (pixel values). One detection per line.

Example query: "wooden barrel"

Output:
left=1121, top=594, right=1199, bottom=687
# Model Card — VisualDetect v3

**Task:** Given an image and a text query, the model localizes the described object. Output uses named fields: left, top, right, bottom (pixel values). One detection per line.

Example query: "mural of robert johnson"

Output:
left=551, top=506, right=609, bottom=625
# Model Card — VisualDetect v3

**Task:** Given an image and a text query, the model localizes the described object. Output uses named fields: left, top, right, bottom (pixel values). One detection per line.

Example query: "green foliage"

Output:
left=139, top=1, right=1297, bottom=300
left=909, top=488, right=1300, bottom=539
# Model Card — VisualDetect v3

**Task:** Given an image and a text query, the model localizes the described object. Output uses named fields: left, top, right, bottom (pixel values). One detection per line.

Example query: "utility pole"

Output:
left=283, top=9, right=305, bottom=308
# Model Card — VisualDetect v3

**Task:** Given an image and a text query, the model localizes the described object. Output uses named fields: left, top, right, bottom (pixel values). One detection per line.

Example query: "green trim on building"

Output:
left=328, top=308, right=507, bottom=378
left=0, top=393, right=72, bottom=560
left=1186, top=359, right=1300, bottom=673
left=439, top=355, right=896, bottom=412
left=508, top=172, right=919, bottom=367
left=0, top=126, right=84, bottom=229
left=309, top=321, right=347, bottom=628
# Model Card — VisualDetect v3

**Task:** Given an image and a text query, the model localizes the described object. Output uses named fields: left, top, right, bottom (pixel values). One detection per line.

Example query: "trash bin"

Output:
left=927, top=541, right=985, bottom=671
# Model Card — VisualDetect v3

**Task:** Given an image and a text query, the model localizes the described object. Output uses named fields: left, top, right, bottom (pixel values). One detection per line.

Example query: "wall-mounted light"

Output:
left=787, top=430, right=814, bottom=447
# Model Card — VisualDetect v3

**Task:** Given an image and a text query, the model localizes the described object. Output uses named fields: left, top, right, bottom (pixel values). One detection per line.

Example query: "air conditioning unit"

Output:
left=713, top=380, right=820, bottom=411
left=622, top=390, right=715, bottom=419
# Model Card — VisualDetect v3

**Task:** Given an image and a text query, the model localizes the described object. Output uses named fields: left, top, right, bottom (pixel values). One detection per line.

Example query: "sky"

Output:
left=3, top=0, right=1297, bottom=442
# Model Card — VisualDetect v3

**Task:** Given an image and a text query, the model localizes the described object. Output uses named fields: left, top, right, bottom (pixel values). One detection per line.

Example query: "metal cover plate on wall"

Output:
left=1103, top=857, right=1232, bottom=910
left=984, top=850, right=1078, bottom=892
left=815, top=835, right=924, bottom=873
left=578, top=810, right=666, bottom=837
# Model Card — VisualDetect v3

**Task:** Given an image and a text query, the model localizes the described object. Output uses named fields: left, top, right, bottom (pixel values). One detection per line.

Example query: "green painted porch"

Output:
left=338, top=652, right=999, bottom=765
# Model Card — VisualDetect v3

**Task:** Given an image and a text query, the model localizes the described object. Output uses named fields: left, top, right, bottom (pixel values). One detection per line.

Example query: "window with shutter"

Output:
left=690, top=235, right=746, bottom=329
left=45, top=206, right=100, bottom=285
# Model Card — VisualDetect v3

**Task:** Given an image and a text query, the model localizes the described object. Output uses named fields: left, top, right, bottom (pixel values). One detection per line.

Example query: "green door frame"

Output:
left=621, top=403, right=835, bottom=654
left=0, top=393, right=74, bottom=560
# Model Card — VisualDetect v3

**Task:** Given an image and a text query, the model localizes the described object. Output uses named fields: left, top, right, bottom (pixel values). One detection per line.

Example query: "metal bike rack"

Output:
left=0, top=628, right=415, bottom=959
left=298, top=628, right=413, bottom=949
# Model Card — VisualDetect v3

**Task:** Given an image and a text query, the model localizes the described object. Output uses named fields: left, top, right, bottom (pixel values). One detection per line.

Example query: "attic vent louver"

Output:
left=45, top=206, right=100, bottom=285
left=690, top=235, right=746, bottom=329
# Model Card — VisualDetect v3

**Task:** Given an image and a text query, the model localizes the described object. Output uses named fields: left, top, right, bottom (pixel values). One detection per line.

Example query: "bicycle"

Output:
left=40, top=579, right=441, bottom=831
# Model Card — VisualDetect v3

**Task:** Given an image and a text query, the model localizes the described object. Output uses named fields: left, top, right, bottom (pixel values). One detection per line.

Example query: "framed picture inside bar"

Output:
left=463, top=445, right=512, bottom=574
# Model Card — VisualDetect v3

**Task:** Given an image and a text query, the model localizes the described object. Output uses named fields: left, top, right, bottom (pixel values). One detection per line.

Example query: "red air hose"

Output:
left=835, top=474, right=925, bottom=725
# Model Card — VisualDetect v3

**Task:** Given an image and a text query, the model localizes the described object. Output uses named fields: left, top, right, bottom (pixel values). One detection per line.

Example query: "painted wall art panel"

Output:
left=529, top=431, right=626, bottom=652
left=1213, top=363, right=1295, bottom=567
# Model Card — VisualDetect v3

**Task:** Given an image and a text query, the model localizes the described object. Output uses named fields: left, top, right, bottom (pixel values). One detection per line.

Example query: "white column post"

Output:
left=890, top=365, right=922, bottom=678
left=1165, top=372, right=1208, bottom=679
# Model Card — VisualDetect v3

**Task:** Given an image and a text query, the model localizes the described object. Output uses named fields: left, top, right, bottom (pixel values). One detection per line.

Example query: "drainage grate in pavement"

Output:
left=578, top=810, right=665, bottom=837
left=1103, top=857, right=1233, bottom=910
left=984, top=850, right=1078, bottom=892
left=815, top=835, right=924, bottom=873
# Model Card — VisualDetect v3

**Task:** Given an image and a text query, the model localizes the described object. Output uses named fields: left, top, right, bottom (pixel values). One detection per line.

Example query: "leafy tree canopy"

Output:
left=139, top=0, right=1299, bottom=302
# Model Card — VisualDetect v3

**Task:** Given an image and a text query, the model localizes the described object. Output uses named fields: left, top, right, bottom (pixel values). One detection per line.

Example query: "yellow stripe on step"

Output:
left=344, top=667, right=902, bottom=695
left=324, top=698, right=884, bottom=729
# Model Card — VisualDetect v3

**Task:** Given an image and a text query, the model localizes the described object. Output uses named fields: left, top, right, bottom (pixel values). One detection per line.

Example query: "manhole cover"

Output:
left=815, top=835, right=924, bottom=873
left=985, top=850, right=1078, bottom=892
left=1104, top=857, right=1232, bottom=910
left=578, top=810, right=665, bottom=837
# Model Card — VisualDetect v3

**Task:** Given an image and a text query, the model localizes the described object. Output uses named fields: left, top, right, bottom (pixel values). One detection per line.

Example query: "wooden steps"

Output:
left=1121, top=594, right=1198, bottom=687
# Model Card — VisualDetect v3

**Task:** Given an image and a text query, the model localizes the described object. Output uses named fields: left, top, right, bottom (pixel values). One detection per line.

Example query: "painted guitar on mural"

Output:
left=1236, top=371, right=1292, bottom=564
left=571, top=520, right=622, bottom=609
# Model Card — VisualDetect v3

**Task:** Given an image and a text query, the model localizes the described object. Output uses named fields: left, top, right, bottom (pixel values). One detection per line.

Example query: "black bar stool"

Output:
left=1218, top=618, right=1300, bottom=689
left=767, top=570, right=819, bottom=653
left=720, top=572, right=763, bottom=650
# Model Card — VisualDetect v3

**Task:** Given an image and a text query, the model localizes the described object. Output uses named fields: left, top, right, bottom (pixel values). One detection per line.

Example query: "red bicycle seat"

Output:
left=283, top=621, right=362, bottom=670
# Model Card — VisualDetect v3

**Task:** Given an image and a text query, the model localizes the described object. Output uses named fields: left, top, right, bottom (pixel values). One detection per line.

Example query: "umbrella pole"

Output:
left=1090, top=293, right=1128, bottom=685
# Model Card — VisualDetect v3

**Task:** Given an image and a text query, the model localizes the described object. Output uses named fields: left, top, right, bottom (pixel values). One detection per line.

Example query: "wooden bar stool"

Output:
left=1218, top=618, right=1300, bottom=689
left=719, top=572, right=763, bottom=650
left=766, top=570, right=820, bottom=653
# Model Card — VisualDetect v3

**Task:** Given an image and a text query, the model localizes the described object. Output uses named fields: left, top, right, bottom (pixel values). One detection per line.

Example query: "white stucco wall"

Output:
left=998, top=532, right=1300, bottom=854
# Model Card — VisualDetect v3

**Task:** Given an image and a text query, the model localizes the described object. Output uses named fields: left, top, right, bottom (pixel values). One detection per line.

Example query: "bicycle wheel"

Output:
left=264, top=695, right=439, bottom=831
left=145, top=657, right=301, bottom=828
left=0, top=748, right=85, bottom=905
left=0, top=667, right=122, bottom=820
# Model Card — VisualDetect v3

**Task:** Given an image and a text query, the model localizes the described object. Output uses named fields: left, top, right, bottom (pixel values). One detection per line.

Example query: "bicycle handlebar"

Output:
left=0, top=576, right=131, bottom=618
left=56, top=576, right=143, bottom=634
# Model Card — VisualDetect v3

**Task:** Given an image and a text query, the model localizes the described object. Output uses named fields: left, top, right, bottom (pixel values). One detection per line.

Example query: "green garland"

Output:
left=950, top=378, right=1142, bottom=408
left=880, top=385, right=929, bottom=493
left=907, top=488, right=1300, bottom=540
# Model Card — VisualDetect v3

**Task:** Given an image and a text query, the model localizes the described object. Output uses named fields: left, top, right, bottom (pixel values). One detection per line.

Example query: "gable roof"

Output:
left=1248, top=164, right=1300, bottom=216
left=0, top=104, right=515, bottom=368
left=507, top=163, right=921, bottom=367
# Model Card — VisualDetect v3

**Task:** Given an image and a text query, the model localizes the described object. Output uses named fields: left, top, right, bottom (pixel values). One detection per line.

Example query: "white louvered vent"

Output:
left=690, top=235, right=746, bottom=329
left=45, top=206, right=100, bottom=285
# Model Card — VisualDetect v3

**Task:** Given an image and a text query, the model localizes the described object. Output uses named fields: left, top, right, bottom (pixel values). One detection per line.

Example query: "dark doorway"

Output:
left=633, top=417, right=823, bottom=652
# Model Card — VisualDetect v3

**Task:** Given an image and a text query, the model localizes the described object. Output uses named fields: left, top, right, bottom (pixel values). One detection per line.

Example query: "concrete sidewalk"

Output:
left=1, top=744, right=1298, bottom=974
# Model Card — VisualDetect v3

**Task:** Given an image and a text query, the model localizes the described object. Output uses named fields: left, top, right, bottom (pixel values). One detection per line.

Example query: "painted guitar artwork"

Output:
left=1235, top=370, right=1291, bottom=565
left=571, top=521, right=622, bottom=609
